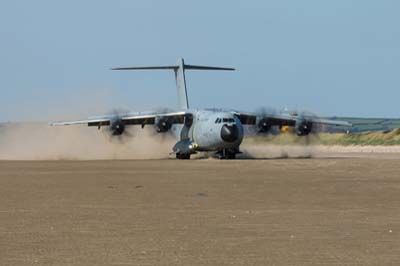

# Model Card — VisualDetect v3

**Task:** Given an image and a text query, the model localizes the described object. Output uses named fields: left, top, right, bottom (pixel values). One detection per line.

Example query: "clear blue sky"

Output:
left=1, top=0, right=399, bottom=121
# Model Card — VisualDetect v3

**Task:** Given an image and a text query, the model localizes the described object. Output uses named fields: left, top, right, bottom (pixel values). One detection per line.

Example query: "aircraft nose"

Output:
left=221, top=124, right=239, bottom=142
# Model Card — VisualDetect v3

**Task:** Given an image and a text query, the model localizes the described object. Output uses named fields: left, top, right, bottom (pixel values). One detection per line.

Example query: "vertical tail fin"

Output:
left=174, top=58, right=189, bottom=109
left=111, top=58, right=235, bottom=110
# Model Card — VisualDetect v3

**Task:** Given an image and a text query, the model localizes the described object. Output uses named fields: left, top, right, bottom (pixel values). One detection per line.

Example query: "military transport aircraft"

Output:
left=50, top=58, right=351, bottom=159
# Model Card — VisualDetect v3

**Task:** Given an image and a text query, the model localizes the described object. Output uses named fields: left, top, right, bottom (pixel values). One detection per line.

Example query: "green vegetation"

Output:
left=244, top=128, right=400, bottom=146
left=328, top=117, right=400, bottom=133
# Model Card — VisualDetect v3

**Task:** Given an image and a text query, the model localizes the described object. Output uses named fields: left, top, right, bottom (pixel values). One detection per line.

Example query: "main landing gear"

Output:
left=175, top=147, right=240, bottom=160
left=216, top=148, right=238, bottom=160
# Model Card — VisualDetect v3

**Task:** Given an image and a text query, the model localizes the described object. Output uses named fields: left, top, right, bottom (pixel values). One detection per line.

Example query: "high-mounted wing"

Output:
left=50, top=111, right=188, bottom=126
left=233, top=111, right=352, bottom=136
left=50, top=111, right=189, bottom=135
left=50, top=118, right=110, bottom=126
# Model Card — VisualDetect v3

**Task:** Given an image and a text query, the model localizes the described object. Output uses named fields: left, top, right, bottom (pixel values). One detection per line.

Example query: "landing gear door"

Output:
left=180, top=114, right=193, bottom=140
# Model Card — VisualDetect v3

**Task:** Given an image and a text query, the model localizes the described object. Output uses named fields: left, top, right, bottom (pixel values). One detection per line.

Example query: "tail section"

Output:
left=111, top=58, right=235, bottom=110
left=174, top=58, right=189, bottom=109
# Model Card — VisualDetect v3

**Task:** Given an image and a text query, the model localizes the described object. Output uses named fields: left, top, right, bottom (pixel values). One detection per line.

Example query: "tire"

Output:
left=176, top=153, right=191, bottom=160
left=218, top=149, right=236, bottom=160
left=226, top=152, right=236, bottom=159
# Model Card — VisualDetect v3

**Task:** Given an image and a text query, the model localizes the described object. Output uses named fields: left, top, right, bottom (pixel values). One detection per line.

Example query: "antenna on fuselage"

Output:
left=111, top=58, right=235, bottom=110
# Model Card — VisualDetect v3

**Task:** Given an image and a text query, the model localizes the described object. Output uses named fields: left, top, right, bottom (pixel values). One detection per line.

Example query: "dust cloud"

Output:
left=240, top=144, right=315, bottom=159
left=0, top=123, right=175, bottom=160
left=2, top=123, right=399, bottom=161
left=240, top=143, right=400, bottom=159
left=0, top=122, right=317, bottom=161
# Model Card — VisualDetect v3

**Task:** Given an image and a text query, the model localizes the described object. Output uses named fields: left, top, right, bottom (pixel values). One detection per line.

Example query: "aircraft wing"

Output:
left=50, top=118, right=110, bottom=126
left=299, top=117, right=353, bottom=127
left=233, top=111, right=352, bottom=127
left=49, top=111, right=189, bottom=127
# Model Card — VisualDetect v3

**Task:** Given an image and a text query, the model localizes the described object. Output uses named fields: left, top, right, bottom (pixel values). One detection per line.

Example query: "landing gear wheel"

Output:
left=218, top=149, right=236, bottom=160
left=176, top=153, right=191, bottom=160
left=226, top=152, right=236, bottom=160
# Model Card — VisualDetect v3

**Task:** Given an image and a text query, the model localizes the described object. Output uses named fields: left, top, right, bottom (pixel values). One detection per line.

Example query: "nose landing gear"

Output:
left=176, top=153, right=191, bottom=160
left=173, top=139, right=197, bottom=160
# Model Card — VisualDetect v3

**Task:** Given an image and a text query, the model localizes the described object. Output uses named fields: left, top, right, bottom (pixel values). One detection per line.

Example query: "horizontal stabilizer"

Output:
left=111, top=65, right=235, bottom=71
left=184, top=64, right=235, bottom=71
left=111, top=66, right=177, bottom=70
left=111, top=57, right=235, bottom=109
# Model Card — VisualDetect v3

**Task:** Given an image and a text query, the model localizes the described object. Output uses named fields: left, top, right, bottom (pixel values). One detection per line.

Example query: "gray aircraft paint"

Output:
left=50, top=58, right=351, bottom=159
left=109, top=59, right=241, bottom=154
left=169, top=109, right=243, bottom=151
left=190, top=110, right=243, bottom=150
left=174, top=58, right=189, bottom=109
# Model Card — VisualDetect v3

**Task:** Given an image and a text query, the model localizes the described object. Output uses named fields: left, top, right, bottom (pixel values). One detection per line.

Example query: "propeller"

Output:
left=292, top=110, right=322, bottom=146
left=101, top=109, right=133, bottom=143
left=254, top=107, right=280, bottom=135
left=100, top=107, right=177, bottom=143
left=148, top=108, right=176, bottom=141
left=254, top=107, right=323, bottom=145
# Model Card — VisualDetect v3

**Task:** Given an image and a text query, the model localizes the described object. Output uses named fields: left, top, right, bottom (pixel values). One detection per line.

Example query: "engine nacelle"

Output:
left=110, top=119, right=125, bottom=135
left=155, top=116, right=172, bottom=133
left=295, top=120, right=313, bottom=136
left=257, top=118, right=272, bottom=133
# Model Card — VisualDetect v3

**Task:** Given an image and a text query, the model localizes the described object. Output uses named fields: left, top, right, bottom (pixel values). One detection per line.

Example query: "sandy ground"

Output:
left=1, top=156, right=400, bottom=266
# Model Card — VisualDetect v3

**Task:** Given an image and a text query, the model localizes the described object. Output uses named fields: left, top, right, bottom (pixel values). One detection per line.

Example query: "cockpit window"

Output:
left=222, top=118, right=235, bottom=123
left=216, top=118, right=235, bottom=124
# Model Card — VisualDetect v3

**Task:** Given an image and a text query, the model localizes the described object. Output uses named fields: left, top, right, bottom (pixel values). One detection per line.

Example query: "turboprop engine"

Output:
left=257, top=118, right=272, bottom=133
left=110, top=119, right=125, bottom=135
left=295, top=119, right=313, bottom=136
left=155, top=116, right=173, bottom=132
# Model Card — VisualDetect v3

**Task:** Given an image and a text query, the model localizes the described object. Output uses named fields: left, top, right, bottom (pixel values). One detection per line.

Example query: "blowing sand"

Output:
left=2, top=123, right=400, bottom=161
left=240, top=144, right=400, bottom=159
left=0, top=123, right=174, bottom=160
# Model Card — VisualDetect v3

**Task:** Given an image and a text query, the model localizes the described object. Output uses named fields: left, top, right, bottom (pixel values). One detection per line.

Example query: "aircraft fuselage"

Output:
left=171, top=109, right=244, bottom=155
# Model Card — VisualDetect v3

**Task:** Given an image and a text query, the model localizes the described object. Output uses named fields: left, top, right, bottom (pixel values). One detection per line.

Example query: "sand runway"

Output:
left=1, top=157, right=400, bottom=265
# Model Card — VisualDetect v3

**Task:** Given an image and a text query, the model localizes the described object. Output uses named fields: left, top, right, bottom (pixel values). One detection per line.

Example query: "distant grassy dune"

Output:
left=328, top=117, right=400, bottom=133
left=244, top=128, right=400, bottom=146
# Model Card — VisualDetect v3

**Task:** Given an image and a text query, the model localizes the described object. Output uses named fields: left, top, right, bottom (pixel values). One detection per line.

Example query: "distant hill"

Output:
left=325, top=117, right=400, bottom=133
